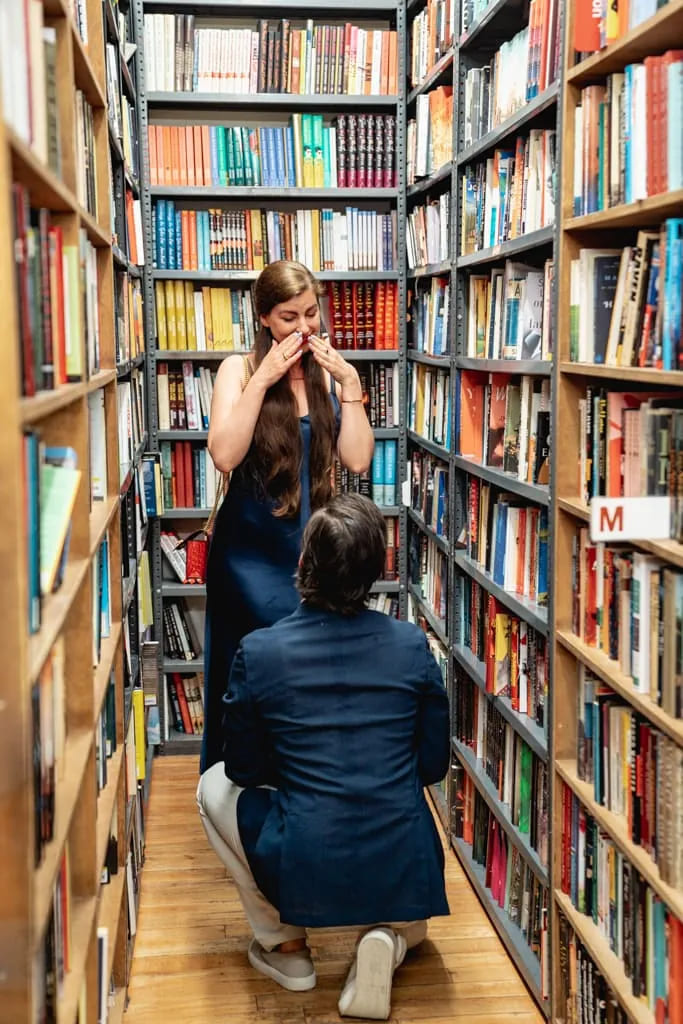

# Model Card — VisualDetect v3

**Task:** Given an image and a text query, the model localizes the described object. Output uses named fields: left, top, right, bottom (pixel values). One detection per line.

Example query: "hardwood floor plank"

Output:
left=123, top=758, right=543, bottom=1024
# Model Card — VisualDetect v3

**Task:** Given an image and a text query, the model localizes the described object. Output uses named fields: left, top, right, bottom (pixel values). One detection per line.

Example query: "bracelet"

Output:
left=342, top=398, right=363, bottom=404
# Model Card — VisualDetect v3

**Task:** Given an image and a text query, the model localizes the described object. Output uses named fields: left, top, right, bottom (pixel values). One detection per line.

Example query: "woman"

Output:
left=201, top=261, right=374, bottom=771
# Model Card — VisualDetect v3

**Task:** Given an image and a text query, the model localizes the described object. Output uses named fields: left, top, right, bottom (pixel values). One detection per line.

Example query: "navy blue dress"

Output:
left=201, top=392, right=340, bottom=772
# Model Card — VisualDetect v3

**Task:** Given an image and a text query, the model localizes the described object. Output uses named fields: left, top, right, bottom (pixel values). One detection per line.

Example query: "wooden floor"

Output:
left=124, top=757, right=543, bottom=1024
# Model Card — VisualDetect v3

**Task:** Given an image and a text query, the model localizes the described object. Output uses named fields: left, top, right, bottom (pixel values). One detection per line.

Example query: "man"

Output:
left=196, top=493, right=450, bottom=1020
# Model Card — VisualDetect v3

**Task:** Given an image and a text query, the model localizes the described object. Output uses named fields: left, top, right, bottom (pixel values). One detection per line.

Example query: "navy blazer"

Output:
left=222, top=603, right=451, bottom=928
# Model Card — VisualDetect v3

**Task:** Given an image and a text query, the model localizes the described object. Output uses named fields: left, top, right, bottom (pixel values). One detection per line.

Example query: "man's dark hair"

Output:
left=296, top=493, right=386, bottom=615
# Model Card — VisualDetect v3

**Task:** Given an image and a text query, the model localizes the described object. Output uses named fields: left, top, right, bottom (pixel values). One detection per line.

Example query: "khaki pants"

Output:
left=196, top=763, right=427, bottom=951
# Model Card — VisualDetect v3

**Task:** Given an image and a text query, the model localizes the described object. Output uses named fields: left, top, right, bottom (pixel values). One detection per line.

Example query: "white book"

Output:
left=88, top=390, right=107, bottom=500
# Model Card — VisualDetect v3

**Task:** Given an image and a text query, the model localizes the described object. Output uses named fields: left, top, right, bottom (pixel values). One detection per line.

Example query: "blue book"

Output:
left=624, top=65, right=633, bottom=204
left=199, top=449, right=206, bottom=507
left=492, top=502, right=508, bottom=586
left=537, top=507, right=549, bottom=604
left=384, top=441, right=397, bottom=506
left=259, top=128, right=270, bottom=187
left=175, top=210, right=182, bottom=269
left=662, top=219, right=683, bottom=370
left=668, top=60, right=683, bottom=189
left=156, top=199, right=167, bottom=269
left=100, top=535, right=111, bottom=639
left=371, top=441, right=385, bottom=507
left=286, top=125, right=296, bottom=187
left=25, top=432, right=41, bottom=634
left=269, top=129, right=282, bottom=187
left=151, top=204, right=157, bottom=269
left=166, top=200, right=176, bottom=270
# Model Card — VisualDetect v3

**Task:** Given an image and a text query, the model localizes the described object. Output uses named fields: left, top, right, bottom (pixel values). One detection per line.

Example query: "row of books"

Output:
left=149, top=115, right=397, bottom=190
left=409, top=531, right=448, bottom=625
left=156, top=281, right=255, bottom=353
left=406, top=192, right=450, bottom=269
left=573, top=56, right=683, bottom=217
left=157, top=362, right=215, bottom=433
left=152, top=201, right=398, bottom=273
left=114, top=273, right=144, bottom=366
left=574, top=0, right=678, bottom=62
left=466, top=260, right=554, bottom=362
left=1, top=2, right=61, bottom=172
left=556, top=911, right=639, bottom=1024
left=13, top=187, right=100, bottom=394
left=116, top=372, right=146, bottom=482
left=577, top=666, right=682, bottom=885
left=328, top=281, right=399, bottom=351
left=409, top=449, right=449, bottom=539
left=464, top=479, right=550, bottom=606
left=158, top=442, right=221, bottom=513
left=577, top=388, right=683, bottom=516
left=458, top=372, right=551, bottom=485
left=455, top=683, right=548, bottom=863
left=35, top=850, right=71, bottom=1019
left=355, top=364, right=400, bottom=429
left=407, top=87, right=453, bottom=184
left=106, top=43, right=139, bottom=182
left=408, top=0, right=454, bottom=87
left=571, top=531, right=683, bottom=717
left=143, top=14, right=399, bottom=97
left=560, top=781, right=680, bottom=1013
left=461, top=130, right=556, bottom=255
left=463, top=0, right=560, bottom=146
left=408, top=364, right=452, bottom=450
left=408, top=276, right=450, bottom=357
left=163, top=599, right=200, bottom=663
left=569, top=225, right=683, bottom=370
left=370, top=441, right=398, bottom=508
left=31, top=637, right=65, bottom=863
left=460, top=579, right=548, bottom=726
left=369, top=592, right=399, bottom=616
left=166, top=673, right=204, bottom=735
left=452, top=762, right=549, bottom=979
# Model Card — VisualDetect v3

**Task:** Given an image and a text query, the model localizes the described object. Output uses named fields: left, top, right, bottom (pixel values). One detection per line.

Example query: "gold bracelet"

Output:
left=342, top=398, right=363, bottom=403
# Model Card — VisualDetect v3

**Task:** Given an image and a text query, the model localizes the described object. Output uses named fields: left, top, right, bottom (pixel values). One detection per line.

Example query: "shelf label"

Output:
left=589, top=497, right=671, bottom=542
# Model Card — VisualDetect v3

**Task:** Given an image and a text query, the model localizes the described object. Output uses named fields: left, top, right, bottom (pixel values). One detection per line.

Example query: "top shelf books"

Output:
left=143, top=14, right=399, bottom=96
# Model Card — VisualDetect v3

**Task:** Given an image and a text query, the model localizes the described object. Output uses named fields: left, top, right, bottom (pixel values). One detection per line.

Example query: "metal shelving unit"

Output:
left=137, top=0, right=407, bottom=750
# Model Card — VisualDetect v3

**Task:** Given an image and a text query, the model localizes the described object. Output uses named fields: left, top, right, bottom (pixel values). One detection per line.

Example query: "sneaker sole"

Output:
left=248, top=943, right=317, bottom=992
left=338, top=929, right=397, bottom=1020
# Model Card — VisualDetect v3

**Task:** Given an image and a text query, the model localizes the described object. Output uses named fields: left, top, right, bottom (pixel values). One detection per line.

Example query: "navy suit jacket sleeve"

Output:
left=222, top=644, right=278, bottom=787
left=416, top=637, right=450, bottom=786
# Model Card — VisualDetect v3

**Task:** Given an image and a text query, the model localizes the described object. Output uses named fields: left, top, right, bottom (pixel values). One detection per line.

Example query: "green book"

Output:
left=225, top=127, right=236, bottom=186
left=232, top=127, right=245, bottom=186
left=216, top=126, right=228, bottom=187
left=241, top=126, right=253, bottom=186
left=301, top=113, right=314, bottom=187
left=40, top=462, right=82, bottom=594
left=312, top=114, right=324, bottom=188
left=518, top=743, right=532, bottom=834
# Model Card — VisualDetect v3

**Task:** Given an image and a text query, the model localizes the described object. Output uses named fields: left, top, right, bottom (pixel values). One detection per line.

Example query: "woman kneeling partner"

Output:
left=196, top=493, right=450, bottom=1020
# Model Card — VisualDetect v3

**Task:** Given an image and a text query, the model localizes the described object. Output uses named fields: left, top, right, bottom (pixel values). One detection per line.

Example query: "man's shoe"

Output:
left=248, top=939, right=317, bottom=992
left=337, top=927, right=407, bottom=1020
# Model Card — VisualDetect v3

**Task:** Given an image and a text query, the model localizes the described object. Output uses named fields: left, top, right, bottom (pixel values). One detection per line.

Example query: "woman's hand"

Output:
left=253, top=332, right=305, bottom=390
left=308, top=334, right=362, bottom=397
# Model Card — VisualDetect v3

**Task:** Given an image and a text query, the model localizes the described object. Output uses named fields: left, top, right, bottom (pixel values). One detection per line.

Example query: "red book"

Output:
left=173, top=674, right=194, bottom=733
left=573, top=0, right=600, bottom=53
left=183, top=442, right=194, bottom=508
left=48, top=225, right=66, bottom=385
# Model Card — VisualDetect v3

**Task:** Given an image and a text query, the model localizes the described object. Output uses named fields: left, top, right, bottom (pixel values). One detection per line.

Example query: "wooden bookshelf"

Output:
left=551, top=0, right=683, bottom=1017
left=0, top=0, right=150, bottom=1016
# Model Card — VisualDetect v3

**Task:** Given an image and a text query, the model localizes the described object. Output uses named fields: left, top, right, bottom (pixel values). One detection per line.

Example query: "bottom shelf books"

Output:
left=557, top=911, right=630, bottom=1024
left=35, top=849, right=71, bottom=1023
left=167, top=672, right=204, bottom=736
left=559, top=780, right=683, bottom=1017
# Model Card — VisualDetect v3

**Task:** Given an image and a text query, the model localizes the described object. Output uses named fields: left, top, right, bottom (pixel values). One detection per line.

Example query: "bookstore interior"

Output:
left=1, top=0, right=682, bottom=1019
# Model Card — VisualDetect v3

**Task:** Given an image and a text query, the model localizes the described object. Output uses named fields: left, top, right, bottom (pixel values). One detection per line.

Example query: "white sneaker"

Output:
left=337, top=927, right=407, bottom=1020
left=248, top=939, right=317, bottom=991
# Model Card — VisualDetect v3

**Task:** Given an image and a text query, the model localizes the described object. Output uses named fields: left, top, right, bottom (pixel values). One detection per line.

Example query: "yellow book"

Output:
left=184, top=281, right=197, bottom=349
left=154, top=282, right=168, bottom=350
left=132, top=687, right=146, bottom=781
left=311, top=209, right=321, bottom=271
left=493, top=613, right=511, bottom=695
left=138, top=549, right=153, bottom=629
left=224, top=289, right=234, bottom=351
left=174, top=280, right=188, bottom=349
left=213, top=287, right=225, bottom=349
left=164, top=280, right=177, bottom=349
left=250, top=209, right=264, bottom=270
left=202, top=287, right=214, bottom=349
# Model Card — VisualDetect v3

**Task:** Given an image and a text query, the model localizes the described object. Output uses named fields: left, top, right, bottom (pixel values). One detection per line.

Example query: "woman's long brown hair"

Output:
left=247, top=261, right=336, bottom=518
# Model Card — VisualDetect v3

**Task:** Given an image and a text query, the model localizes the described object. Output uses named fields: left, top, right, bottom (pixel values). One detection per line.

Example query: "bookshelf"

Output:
left=134, top=0, right=408, bottom=753
left=0, top=0, right=150, bottom=1017
left=404, top=0, right=561, bottom=1010
left=551, top=0, right=683, bottom=1019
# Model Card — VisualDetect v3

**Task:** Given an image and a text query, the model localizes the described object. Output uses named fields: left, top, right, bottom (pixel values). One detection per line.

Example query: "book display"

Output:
left=0, top=0, right=151, bottom=1018
left=135, top=0, right=408, bottom=753
left=552, top=0, right=683, bottom=1021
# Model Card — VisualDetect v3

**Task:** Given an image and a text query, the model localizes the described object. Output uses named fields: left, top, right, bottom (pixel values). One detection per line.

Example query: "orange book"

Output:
left=374, top=281, right=385, bottom=350
left=162, top=125, right=173, bottom=184
left=201, top=126, right=211, bottom=187
left=154, top=125, right=164, bottom=185
left=574, top=0, right=600, bottom=52
left=178, top=124, right=188, bottom=186
left=185, top=125, right=195, bottom=186
left=188, top=211, right=198, bottom=271
left=193, top=125, right=204, bottom=185
left=364, top=29, right=373, bottom=95
left=173, top=675, right=194, bottom=733
left=148, top=125, right=158, bottom=185
left=244, top=211, right=253, bottom=268
left=387, top=31, right=398, bottom=95
left=125, top=190, right=138, bottom=264
left=181, top=209, right=191, bottom=269
left=458, top=371, right=485, bottom=461
left=170, top=126, right=180, bottom=186
left=380, top=30, right=390, bottom=95
left=290, top=30, right=301, bottom=94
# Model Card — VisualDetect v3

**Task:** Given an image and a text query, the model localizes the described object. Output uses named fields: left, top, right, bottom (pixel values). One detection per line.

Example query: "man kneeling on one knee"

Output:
left=197, top=493, right=450, bottom=1021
